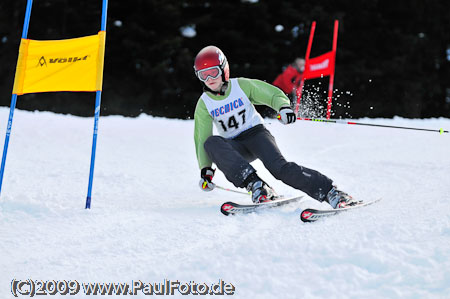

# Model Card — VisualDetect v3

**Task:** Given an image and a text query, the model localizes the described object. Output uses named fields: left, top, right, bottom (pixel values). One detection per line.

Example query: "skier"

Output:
left=193, top=45, right=357, bottom=208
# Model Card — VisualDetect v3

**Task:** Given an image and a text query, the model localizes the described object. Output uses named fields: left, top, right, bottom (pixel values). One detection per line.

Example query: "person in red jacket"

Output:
left=272, top=58, right=305, bottom=99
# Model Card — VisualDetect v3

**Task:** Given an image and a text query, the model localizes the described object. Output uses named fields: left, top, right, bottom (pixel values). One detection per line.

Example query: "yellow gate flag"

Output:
left=13, top=31, right=106, bottom=95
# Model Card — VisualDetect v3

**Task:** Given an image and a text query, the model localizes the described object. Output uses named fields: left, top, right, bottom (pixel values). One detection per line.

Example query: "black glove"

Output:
left=199, top=167, right=215, bottom=191
left=277, top=106, right=296, bottom=124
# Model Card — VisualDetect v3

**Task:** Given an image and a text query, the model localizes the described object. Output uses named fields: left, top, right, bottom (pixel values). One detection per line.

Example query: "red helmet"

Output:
left=194, top=46, right=230, bottom=82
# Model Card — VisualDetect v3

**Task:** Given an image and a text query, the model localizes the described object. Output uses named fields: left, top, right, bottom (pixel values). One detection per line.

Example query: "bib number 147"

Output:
left=218, top=109, right=246, bottom=132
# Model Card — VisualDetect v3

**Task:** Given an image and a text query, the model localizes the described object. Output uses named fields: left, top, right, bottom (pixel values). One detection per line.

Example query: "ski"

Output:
left=300, top=198, right=382, bottom=222
left=221, top=196, right=304, bottom=216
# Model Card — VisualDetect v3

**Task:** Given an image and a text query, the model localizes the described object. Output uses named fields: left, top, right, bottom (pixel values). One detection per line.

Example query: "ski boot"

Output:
left=326, top=186, right=359, bottom=209
left=247, top=180, right=276, bottom=204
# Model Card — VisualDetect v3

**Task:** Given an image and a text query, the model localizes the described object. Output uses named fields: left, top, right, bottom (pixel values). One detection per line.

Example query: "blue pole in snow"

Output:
left=85, top=92, right=102, bottom=209
left=85, top=0, right=108, bottom=209
left=0, top=0, right=33, bottom=196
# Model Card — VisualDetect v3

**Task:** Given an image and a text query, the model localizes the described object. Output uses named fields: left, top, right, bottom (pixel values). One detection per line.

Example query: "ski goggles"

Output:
left=196, top=66, right=222, bottom=82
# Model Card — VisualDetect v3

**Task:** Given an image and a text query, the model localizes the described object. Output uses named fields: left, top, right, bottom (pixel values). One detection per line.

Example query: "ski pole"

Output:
left=216, top=185, right=250, bottom=195
left=216, top=184, right=285, bottom=199
left=297, top=117, right=449, bottom=134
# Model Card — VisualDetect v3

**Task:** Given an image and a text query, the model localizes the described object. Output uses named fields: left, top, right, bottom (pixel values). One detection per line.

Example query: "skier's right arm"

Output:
left=194, top=98, right=216, bottom=191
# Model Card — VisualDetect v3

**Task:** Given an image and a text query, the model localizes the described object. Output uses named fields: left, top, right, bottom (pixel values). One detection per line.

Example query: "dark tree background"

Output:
left=0, top=0, right=449, bottom=119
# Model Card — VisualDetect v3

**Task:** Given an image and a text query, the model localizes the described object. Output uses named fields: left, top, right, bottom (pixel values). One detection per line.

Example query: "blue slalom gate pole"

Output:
left=85, top=0, right=108, bottom=209
left=85, top=91, right=102, bottom=209
left=0, top=0, right=33, bottom=196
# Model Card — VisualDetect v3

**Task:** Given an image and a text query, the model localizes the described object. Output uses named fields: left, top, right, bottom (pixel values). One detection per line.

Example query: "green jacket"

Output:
left=194, top=77, right=290, bottom=169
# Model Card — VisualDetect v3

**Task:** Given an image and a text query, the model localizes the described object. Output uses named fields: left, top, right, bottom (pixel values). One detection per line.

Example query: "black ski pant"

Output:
left=204, top=125, right=333, bottom=201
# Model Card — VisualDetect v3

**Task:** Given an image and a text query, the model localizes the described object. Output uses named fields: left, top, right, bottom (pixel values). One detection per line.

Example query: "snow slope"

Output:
left=0, top=108, right=449, bottom=298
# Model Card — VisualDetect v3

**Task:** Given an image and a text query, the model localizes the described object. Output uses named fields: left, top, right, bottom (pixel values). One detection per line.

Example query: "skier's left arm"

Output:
left=237, top=78, right=296, bottom=124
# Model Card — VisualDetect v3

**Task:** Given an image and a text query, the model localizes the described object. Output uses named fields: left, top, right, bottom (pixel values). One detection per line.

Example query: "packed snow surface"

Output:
left=0, top=108, right=449, bottom=298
